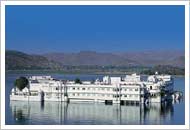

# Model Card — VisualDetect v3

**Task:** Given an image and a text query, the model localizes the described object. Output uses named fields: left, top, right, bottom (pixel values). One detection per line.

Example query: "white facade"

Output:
left=110, top=77, right=121, bottom=85
left=10, top=73, right=174, bottom=104
left=103, top=76, right=111, bottom=84
left=125, top=73, right=141, bottom=82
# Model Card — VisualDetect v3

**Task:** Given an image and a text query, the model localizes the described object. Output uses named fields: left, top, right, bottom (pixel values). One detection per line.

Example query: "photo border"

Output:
left=1, top=1, right=189, bottom=129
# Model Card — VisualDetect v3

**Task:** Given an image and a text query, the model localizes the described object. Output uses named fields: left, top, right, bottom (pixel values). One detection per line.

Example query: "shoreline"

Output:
left=6, top=70, right=185, bottom=77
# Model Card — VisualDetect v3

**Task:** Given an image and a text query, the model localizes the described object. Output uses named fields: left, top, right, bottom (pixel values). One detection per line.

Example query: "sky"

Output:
left=5, top=5, right=185, bottom=54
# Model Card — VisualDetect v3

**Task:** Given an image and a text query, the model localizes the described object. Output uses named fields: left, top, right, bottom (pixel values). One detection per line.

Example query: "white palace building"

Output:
left=10, top=73, right=176, bottom=104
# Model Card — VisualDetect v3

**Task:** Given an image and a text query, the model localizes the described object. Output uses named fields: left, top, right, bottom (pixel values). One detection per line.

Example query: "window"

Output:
left=55, top=87, right=58, bottom=90
left=82, top=88, right=85, bottom=90
left=113, top=94, right=119, bottom=98
left=113, top=88, right=119, bottom=91
left=129, top=89, right=132, bottom=91
left=102, top=88, right=104, bottom=90
left=73, top=93, right=75, bottom=96
left=150, top=86, right=152, bottom=90
left=72, top=87, right=75, bottom=90
left=135, top=88, right=138, bottom=91
left=107, top=88, right=110, bottom=91
left=135, top=95, right=138, bottom=97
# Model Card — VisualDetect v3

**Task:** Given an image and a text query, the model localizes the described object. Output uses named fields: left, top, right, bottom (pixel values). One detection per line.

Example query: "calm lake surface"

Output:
left=5, top=73, right=185, bottom=125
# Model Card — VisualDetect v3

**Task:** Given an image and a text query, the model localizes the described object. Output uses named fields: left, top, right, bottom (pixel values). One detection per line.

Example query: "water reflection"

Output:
left=12, top=102, right=30, bottom=124
left=10, top=100, right=178, bottom=125
left=40, top=101, right=45, bottom=111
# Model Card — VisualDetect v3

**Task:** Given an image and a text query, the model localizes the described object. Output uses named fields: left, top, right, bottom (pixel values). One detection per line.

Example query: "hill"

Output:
left=6, top=50, right=185, bottom=75
left=44, top=50, right=184, bottom=68
left=116, top=50, right=184, bottom=68
left=6, top=50, right=61, bottom=70
left=44, top=51, right=137, bottom=66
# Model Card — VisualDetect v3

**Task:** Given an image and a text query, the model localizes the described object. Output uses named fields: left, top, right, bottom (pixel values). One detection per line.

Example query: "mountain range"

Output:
left=6, top=50, right=185, bottom=70
left=43, top=50, right=184, bottom=68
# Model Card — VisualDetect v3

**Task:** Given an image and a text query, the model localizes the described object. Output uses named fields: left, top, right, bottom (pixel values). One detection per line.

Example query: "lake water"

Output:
left=5, top=73, right=185, bottom=125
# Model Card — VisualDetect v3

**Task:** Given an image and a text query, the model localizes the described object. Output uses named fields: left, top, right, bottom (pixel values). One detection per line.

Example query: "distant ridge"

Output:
left=115, top=50, right=184, bottom=68
left=6, top=50, right=185, bottom=70
left=43, top=50, right=184, bottom=68
left=43, top=51, right=138, bottom=66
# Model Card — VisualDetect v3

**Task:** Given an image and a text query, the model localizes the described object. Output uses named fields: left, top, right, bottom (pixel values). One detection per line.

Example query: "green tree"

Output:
left=160, top=89, right=166, bottom=97
left=75, top=78, right=82, bottom=84
left=14, top=77, right=29, bottom=91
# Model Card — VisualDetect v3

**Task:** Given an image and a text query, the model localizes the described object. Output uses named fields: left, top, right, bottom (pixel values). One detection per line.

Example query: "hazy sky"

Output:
left=6, top=5, right=185, bottom=54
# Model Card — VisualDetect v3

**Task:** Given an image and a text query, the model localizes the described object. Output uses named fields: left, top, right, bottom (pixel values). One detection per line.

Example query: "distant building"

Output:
left=10, top=73, right=175, bottom=104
